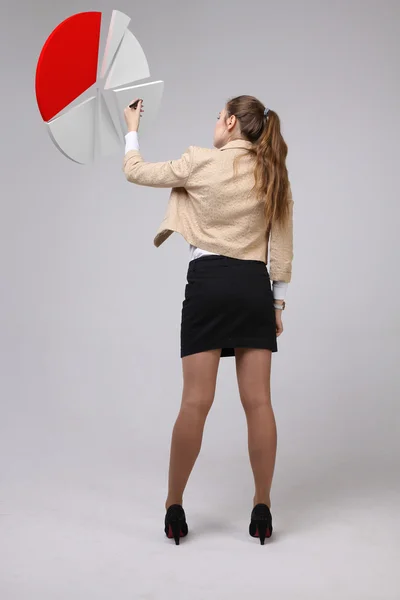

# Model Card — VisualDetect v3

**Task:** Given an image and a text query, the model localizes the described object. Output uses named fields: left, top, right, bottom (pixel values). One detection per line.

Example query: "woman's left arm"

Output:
left=269, top=183, right=294, bottom=283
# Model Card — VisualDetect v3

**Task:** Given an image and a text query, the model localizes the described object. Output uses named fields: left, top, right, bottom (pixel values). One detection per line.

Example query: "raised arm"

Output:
left=123, top=132, right=195, bottom=188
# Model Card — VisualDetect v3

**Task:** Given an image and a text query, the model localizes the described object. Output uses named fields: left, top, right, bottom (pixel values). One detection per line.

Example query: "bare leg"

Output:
left=235, top=348, right=276, bottom=508
left=165, top=348, right=221, bottom=509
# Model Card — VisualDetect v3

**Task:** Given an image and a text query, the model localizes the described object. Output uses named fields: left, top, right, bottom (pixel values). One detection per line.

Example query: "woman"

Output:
left=123, top=95, right=294, bottom=545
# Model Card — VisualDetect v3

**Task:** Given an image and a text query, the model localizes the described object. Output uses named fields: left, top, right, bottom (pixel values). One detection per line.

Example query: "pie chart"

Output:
left=35, top=10, right=164, bottom=164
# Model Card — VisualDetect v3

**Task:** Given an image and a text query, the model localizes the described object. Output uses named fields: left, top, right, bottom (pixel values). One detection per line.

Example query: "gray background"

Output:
left=1, top=0, right=399, bottom=598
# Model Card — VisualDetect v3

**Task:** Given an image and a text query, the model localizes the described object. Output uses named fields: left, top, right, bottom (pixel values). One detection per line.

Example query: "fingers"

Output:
left=126, top=99, right=144, bottom=118
left=275, top=315, right=284, bottom=337
left=128, top=98, right=144, bottom=109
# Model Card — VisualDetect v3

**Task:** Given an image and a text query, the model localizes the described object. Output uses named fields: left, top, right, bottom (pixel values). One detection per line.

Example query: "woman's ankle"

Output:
left=253, top=495, right=271, bottom=509
left=165, top=497, right=183, bottom=510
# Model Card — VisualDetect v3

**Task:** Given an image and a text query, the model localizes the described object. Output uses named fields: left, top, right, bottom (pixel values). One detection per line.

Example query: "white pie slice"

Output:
left=100, top=10, right=131, bottom=80
left=104, top=28, right=150, bottom=90
left=47, top=96, right=96, bottom=164
left=112, top=80, right=164, bottom=137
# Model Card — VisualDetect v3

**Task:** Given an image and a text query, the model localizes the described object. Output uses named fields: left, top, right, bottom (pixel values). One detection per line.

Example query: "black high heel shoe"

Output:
left=249, top=503, right=273, bottom=544
left=164, top=504, right=189, bottom=545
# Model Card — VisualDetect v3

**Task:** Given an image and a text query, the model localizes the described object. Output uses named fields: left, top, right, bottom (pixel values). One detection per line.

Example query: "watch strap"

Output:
left=273, top=301, right=286, bottom=310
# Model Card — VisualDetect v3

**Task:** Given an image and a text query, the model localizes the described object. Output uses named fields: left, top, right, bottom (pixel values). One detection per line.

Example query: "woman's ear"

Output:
left=227, top=114, right=237, bottom=131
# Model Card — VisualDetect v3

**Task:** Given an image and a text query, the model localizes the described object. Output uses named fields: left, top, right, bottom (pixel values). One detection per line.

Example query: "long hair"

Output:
left=225, top=95, right=290, bottom=229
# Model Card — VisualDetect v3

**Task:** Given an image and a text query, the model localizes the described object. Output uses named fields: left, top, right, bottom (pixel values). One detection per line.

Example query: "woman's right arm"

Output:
left=123, top=132, right=195, bottom=188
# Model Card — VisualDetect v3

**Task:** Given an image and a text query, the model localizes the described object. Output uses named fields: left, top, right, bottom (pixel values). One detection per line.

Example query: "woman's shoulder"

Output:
left=187, top=144, right=219, bottom=154
left=184, top=145, right=220, bottom=167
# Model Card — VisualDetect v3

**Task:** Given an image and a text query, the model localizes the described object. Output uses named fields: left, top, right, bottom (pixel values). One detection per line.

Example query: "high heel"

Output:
left=249, top=503, right=273, bottom=544
left=164, top=504, right=189, bottom=545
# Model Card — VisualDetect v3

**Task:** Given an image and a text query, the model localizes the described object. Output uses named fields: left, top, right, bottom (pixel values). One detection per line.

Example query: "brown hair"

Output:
left=226, top=94, right=290, bottom=229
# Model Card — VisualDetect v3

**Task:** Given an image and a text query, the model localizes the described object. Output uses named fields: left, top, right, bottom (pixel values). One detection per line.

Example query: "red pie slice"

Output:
left=35, top=11, right=102, bottom=122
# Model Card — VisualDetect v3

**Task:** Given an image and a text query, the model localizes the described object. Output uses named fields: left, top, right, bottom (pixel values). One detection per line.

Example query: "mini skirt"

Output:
left=180, top=254, right=278, bottom=358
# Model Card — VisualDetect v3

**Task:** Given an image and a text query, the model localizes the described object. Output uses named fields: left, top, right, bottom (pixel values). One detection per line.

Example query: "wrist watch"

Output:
left=273, top=300, right=286, bottom=310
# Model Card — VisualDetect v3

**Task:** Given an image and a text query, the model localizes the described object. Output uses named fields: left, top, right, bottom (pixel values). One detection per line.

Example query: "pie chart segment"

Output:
left=47, top=96, right=97, bottom=164
left=97, top=91, right=123, bottom=157
left=113, top=80, right=164, bottom=136
left=100, top=9, right=131, bottom=80
left=104, top=28, right=150, bottom=90
left=35, top=11, right=102, bottom=122
left=36, top=10, right=164, bottom=162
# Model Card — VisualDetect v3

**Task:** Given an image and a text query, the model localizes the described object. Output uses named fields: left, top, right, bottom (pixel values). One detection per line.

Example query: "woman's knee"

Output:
left=235, top=348, right=272, bottom=412
left=181, top=386, right=215, bottom=414
left=180, top=350, right=220, bottom=414
left=240, top=392, right=272, bottom=413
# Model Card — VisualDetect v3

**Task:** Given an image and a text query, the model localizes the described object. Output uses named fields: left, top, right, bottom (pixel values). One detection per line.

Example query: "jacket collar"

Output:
left=219, top=139, right=254, bottom=151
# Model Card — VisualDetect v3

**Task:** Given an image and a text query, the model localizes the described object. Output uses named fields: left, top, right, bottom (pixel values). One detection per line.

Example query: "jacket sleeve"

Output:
left=123, top=146, right=195, bottom=188
left=268, top=182, right=294, bottom=283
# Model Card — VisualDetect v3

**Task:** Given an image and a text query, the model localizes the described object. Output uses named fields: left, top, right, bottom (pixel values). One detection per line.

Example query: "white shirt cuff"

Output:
left=125, top=131, right=140, bottom=153
left=272, top=281, right=288, bottom=300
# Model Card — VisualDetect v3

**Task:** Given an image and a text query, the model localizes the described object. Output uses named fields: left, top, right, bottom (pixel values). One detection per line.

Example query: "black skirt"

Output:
left=180, top=255, right=278, bottom=358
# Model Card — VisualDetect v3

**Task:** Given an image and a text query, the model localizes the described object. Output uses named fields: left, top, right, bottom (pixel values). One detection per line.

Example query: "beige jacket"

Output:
left=123, top=138, right=294, bottom=283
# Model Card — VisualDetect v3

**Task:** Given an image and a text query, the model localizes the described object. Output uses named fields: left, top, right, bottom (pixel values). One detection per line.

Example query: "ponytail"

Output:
left=253, top=109, right=290, bottom=228
left=226, top=95, right=291, bottom=229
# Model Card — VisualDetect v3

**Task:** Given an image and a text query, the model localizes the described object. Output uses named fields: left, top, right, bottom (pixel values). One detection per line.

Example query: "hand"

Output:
left=275, top=309, right=284, bottom=337
left=124, top=98, right=144, bottom=132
